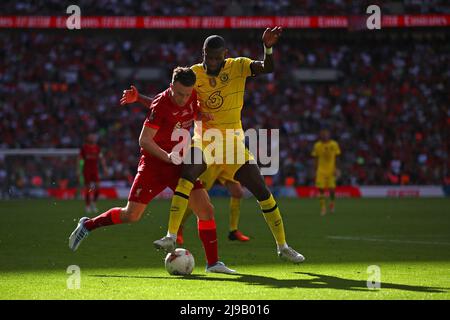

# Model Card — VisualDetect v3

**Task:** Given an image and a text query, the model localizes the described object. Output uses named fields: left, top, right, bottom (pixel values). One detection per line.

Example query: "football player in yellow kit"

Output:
left=153, top=28, right=305, bottom=265
left=312, top=129, right=341, bottom=216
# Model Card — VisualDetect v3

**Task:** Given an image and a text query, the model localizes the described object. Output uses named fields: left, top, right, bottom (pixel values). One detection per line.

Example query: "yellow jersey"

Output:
left=312, top=140, right=341, bottom=175
left=191, top=57, right=253, bottom=134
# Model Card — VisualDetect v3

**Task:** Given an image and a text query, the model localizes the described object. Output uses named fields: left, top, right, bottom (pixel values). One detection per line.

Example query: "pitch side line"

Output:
left=327, top=236, right=450, bottom=246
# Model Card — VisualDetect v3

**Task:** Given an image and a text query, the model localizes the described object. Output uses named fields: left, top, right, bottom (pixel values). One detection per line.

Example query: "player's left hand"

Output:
left=168, top=152, right=183, bottom=165
left=335, top=168, right=341, bottom=179
left=120, top=85, right=138, bottom=105
left=262, top=26, right=282, bottom=48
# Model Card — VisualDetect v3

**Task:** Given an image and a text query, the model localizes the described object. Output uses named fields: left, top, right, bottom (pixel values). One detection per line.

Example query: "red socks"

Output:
left=84, top=207, right=123, bottom=231
left=198, top=219, right=218, bottom=266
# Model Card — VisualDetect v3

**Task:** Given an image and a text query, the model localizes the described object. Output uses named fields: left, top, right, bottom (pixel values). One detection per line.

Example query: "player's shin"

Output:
left=168, top=178, right=194, bottom=237
left=318, top=189, right=326, bottom=213
left=181, top=208, right=194, bottom=227
left=259, top=194, right=287, bottom=249
left=197, top=218, right=219, bottom=266
left=229, top=197, right=241, bottom=231
left=84, top=207, right=123, bottom=231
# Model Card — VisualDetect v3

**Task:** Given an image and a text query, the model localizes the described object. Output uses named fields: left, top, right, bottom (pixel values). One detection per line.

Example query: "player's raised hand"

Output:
left=168, top=152, right=183, bottom=165
left=120, top=85, right=138, bottom=105
left=262, top=26, right=282, bottom=48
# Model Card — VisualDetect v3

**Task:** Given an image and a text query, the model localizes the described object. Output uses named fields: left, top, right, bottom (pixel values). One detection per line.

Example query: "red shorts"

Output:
left=128, top=166, right=203, bottom=205
left=83, top=170, right=99, bottom=184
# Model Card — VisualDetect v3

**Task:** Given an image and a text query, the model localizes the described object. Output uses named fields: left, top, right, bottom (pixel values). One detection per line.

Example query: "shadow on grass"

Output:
left=90, top=271, right=448, bottom=294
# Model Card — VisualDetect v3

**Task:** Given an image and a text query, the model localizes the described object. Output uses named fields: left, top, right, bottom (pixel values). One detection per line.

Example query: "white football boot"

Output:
left=69, top=217, right=90, bottom=251
left=206, top=261, right=237, bottom=274
left=278, top=246, right=305, bottom=263
left=153, top=236, right=176, bottom=253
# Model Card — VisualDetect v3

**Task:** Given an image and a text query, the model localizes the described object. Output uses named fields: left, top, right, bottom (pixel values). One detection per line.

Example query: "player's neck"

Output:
left=203, top=60, right=225, bottom=77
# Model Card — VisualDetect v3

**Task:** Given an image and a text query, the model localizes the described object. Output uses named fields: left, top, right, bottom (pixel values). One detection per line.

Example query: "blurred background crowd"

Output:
left=0, top=1, right=449, bottom=196
left=2, top=0, right=450, bottom=15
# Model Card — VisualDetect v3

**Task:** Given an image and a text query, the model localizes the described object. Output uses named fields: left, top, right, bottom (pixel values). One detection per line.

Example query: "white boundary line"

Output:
left=327, top=236, right=450, bottom=246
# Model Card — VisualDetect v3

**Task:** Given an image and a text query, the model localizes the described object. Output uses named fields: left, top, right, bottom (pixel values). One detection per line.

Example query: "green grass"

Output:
left=0, top=198, right=449, bottom=299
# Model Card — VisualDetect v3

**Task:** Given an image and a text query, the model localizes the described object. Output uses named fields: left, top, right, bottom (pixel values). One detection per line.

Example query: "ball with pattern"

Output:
left=165, top=248, right=195, bottom=275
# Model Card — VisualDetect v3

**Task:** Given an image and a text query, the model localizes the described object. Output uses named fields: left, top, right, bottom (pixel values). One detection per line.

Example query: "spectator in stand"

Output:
left=0, top=30, right=448, bottom=193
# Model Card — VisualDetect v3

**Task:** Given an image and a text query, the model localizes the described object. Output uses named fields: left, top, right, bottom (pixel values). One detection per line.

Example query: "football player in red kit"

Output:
left=78, top=134, right=107, bottom=213
left=69, top=67, right=235, bottom=274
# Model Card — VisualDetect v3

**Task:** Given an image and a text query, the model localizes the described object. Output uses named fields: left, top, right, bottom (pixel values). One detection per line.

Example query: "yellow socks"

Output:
left=229, top=197, right=241, bottom=231
left=319, top=194, right=326, bottom=211
left=180, top=208, right=194, bottom=227
left=168, top=178, right=194, bottom=235
left=259, top=194, right=286, bottom=246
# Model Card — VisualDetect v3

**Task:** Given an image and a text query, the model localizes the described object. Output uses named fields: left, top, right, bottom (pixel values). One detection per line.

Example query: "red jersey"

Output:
left=138, top=88, right=199, bottom=171
left=80, top=143, right=101, bottom=173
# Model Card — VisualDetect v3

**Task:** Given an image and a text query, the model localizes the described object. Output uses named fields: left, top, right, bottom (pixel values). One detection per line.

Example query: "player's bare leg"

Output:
left=329, top=189, right=335, bottom=213
left=225, top=181, right=250, bottom=242
left=69, top=201, right=146, bottom=251
left=318, top=189, right=327, bottom=216
left=190, top=188, right=236, bottom=274
left=235, top=162, right=305, bottom=263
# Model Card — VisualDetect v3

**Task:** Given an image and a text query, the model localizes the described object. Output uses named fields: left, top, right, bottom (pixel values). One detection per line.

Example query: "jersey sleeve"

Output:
left=144, top=96, right=165, bottom=130
left=311, top=143, right=318, bottom=157
left=235, top=57, right=254, bottom=78
left=334, top=142, right=341, bottom=156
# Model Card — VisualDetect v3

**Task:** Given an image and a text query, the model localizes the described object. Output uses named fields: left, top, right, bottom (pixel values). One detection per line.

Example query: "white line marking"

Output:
left=327, top=236, right=450, bottom=246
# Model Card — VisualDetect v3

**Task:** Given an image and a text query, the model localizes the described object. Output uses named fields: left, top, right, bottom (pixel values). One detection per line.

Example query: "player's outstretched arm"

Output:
left=120, top=85, right=153, bottom=108
left=250, top=26, right=282, bottom=75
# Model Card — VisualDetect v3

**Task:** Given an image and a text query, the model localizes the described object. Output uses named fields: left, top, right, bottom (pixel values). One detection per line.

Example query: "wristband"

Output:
left=264, top=45, right=273, bottom=55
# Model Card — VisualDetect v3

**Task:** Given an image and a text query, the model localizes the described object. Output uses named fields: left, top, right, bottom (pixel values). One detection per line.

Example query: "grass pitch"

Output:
left=0, top=198, right=449, bottom=300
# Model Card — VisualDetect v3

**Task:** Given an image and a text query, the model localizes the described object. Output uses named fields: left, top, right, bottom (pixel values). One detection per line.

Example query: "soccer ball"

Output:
left=164, top=248, right=195, bottom=275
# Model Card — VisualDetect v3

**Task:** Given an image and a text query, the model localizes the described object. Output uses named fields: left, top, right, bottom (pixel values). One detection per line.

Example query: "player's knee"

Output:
left=123, top=207, right=143, bottom=223
left=181, top=163, right=206, bottom=183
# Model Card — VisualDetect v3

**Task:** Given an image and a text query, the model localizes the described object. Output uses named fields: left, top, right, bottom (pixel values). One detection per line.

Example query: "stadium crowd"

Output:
left=2, top=0, right=450, bottom=16
left=0, top=29, right=448, bottom=194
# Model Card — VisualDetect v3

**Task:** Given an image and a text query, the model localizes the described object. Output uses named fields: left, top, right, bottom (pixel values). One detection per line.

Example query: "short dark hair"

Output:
left=172, top=67, right=196, bottom=87
left=203, top=35, right=225, bottom=50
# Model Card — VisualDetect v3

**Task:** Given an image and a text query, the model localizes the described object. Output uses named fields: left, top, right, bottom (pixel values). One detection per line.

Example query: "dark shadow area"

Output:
left=90, top=271, right=448, bottom=294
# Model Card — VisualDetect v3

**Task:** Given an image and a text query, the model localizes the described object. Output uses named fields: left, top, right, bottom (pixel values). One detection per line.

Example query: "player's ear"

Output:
left=224, top=48, right=228, bottom=58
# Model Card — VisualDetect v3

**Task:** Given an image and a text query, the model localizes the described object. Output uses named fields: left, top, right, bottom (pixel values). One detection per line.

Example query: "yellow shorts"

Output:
left=198, top=164, right=227, bottom=190
left=193, top=132, right=254, bottom=190
left=315, top=172, right=336, bottom=189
